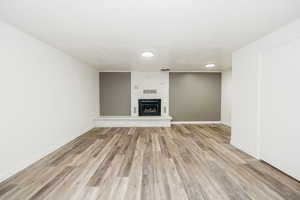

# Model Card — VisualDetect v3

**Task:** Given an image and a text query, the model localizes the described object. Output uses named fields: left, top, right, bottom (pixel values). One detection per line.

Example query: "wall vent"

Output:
left=143, top=89, right=157, bottom=94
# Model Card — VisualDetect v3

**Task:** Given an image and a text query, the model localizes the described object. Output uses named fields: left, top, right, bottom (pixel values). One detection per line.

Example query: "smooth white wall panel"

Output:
left=232, top=44, right=260, bottom=158
left=221, top=70, right=232, bottom=126
left=232, top=18, right=300, bottom=180
left=260, top=38, right=300, bottom=180
left=0, top=21, right=99, bottom=181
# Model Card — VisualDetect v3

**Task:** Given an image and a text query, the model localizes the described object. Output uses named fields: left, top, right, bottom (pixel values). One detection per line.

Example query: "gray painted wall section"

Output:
left=100, top=72, right=131, bottom=116
left=170, top=72, right=221, bottom=121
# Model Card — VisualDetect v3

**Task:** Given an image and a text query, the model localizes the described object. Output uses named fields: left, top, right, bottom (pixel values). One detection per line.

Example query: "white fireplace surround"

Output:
left=95, top=71, right=172, bottom=127
left=131, top=72, right=169, bottom=117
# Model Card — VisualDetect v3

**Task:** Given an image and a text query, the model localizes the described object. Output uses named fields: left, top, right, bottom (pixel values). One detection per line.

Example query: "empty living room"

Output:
left=1, top=1, right=300, bottom=199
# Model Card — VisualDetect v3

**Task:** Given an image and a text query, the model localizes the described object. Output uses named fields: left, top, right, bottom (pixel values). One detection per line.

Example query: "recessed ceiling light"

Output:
left=160, top=66, right=170, bottom=71
left=141, top=51, right=154, bottom=58
left=205, top=63, right=216, bottom=68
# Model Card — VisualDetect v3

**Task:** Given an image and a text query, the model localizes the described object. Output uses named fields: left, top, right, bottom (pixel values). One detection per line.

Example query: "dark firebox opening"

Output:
left=138, top=99, right=161, bottom=116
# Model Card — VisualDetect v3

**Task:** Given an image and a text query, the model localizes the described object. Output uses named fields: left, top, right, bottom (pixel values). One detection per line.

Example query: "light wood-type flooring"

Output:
left=0, top=124, right=300, bottom=200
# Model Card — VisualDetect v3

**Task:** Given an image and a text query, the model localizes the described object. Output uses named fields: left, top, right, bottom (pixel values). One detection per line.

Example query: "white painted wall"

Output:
left=221, top=70, right=232, bottom=126
left=232, top=44, right=260, bottom=158
left=131, top=72, right=169, bottom=117
left=0, top=21, right=99, bottom=181
left=232, top=19, right=300, bottom=180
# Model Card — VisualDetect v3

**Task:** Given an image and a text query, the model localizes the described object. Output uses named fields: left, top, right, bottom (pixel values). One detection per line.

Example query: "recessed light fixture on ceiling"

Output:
left=141, top=51, right=154, bottom=58
left=160, top=66, right=170, bottom=71
left=205, top=63, right=216, bottom=68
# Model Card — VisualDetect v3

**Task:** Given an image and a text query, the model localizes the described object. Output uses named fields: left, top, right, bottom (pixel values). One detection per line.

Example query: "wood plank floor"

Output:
left=1, top=124, right=300, bottom=200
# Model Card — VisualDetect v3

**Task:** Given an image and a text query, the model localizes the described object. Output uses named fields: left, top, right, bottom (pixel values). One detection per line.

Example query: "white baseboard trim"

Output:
left=0, top=125, right=94, bottom=183
left=221, top=121, right=231, bottom=127
left=171, top=121, right=222, bottom=125
left=230, top=141, right=260, bottom=160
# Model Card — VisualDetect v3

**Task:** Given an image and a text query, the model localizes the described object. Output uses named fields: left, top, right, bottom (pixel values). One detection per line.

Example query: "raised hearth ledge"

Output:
left=94, top=116, right=172, bottom=127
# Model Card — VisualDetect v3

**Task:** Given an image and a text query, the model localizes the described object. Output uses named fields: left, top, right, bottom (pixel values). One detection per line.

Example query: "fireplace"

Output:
left=138, top=99, right=161, bottom=116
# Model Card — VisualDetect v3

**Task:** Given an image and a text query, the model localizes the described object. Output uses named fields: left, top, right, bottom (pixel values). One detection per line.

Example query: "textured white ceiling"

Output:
left=0, top=0, right=299, bottom=71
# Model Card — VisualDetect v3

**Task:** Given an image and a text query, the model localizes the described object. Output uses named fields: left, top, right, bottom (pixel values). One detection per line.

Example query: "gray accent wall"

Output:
left=170, top=72, right=221, bottom=121
left=100, top=72, right=131, bottom=116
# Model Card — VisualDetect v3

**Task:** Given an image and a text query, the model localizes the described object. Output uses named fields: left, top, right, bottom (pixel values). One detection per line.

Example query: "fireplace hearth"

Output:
left=138, top=99, right=161, bottom=116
